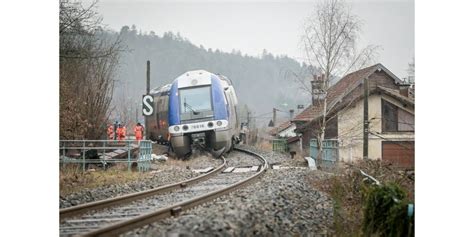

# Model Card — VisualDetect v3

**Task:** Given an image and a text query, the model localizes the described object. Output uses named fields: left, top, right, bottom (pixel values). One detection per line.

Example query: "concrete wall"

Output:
left=337, top=93, right=414, bottom=163
left=338, top=94, right=373, bottom=162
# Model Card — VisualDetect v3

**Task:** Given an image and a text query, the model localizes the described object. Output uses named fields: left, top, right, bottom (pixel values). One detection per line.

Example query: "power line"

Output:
left=274, top=108, right=291, bottom=114
left=252, top=111, right=273, bottom=118
left=252, top=109, right=292, bottom=118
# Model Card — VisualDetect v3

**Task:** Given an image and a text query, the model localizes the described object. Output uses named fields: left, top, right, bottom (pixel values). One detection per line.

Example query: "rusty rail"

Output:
left=81, top=148, right=268, bottom=237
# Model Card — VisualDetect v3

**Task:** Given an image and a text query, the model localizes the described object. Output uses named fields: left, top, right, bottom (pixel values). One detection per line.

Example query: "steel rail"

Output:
left=81, top=148, right=268, bottom=237
left=60, top=157, right=227, bottom=220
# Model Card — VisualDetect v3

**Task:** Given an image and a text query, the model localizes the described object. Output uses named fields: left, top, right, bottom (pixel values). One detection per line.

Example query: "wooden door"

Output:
left=382, top=141, right=414, bottom=169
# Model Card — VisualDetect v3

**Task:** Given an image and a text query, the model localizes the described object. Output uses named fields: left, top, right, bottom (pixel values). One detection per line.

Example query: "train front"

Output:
left=168, top=70, right=232, bottom=157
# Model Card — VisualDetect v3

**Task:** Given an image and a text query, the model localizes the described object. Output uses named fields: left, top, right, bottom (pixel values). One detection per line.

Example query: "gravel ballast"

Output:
left=123, top=169, right=333, bottom=236
left=60, top=145, right=335, bottom=236
left=122, top=147, right=334, bottom=236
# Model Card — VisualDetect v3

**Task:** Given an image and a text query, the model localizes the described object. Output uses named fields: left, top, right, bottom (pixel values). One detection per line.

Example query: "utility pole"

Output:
left=247, top=111, right=251, bottom=128
left=272, top=108, right=277, bottom=127
left=145, top=60, right=150, bottom=138
left=363, top=77, right=369, bottom=159
left=146, top=60, right=150, bottom=94
left=246, top=111, right=251, bottom=144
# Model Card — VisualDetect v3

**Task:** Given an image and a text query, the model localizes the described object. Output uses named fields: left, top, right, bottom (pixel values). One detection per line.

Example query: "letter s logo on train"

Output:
left=142, top=94, right=154, bottom=116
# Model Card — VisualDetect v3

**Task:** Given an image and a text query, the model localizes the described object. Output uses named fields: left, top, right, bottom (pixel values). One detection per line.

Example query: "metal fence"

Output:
left=272, top=139, right=289, bottom=153
left=137, top=140, right=152, bottom=172
left=59, top=140, right=152, bottom=172
left=310, top=139, right=339, bottom=170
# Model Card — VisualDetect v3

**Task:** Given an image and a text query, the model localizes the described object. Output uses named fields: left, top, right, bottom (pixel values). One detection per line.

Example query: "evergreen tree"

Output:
left=103, top=27, right=311, bottom=126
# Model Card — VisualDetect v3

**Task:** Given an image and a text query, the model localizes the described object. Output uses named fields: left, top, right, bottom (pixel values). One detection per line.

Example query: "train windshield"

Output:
left=179, top=86, right=213, bottom=120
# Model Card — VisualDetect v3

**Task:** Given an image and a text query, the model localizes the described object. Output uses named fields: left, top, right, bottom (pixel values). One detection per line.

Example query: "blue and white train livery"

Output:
left=146, top=70, right=240, bottom=157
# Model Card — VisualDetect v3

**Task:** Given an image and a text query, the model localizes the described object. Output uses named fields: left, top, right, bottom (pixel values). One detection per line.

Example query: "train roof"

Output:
left=216, top=74, right=233, bottom=88
left=174, top=70, right=233, bottom=89
left=150, top=83, right=171, bottom=95
left=148, top=71, right=233, bottom=95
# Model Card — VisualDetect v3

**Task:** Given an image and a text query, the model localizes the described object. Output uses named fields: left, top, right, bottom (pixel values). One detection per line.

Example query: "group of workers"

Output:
left=107, top=121, right=145, bottom=142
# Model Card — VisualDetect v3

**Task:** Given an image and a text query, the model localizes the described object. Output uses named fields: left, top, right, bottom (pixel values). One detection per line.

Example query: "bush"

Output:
left=362, top=183, right=414, bottom=237
left=311, top=159, right=414, bottom=236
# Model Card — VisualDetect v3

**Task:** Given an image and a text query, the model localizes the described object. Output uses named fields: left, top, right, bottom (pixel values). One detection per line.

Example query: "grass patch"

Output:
left=59, top=165, right=148, bottom=196
left=254, top=140, right=273, bottom=152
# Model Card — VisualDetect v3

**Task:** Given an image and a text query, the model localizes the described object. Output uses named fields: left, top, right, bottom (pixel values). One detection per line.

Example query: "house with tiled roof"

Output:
left=268, top=120, right=296, bottom=137
left=268, top=119, right=302, bottom=155
left=292, top=63, right=415, bottom=168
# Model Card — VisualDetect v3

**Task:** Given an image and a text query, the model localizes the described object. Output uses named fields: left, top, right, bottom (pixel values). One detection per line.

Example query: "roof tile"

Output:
left=268, top=120, right=293, bottom=136
left=292, top=63, right=389, bottom=122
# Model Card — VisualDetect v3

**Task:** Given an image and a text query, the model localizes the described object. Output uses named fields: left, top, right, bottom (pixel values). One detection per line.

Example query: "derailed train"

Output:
left=145, top=70, right=240, bottom=157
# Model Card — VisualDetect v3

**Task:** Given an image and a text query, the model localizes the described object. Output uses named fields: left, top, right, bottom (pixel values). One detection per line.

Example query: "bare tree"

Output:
left=60, top=0, right=122, bottom=139
left=115, top=89, right=137, bottom=134
left=300, top=0, right=378, bottom=158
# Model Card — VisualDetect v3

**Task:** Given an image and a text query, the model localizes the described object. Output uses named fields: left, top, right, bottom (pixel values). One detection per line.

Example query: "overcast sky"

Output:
left=94, top=0, right=414, bottom=78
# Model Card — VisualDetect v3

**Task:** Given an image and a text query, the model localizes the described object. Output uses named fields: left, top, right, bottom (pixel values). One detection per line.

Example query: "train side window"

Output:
left=223, top=90, right=229, bottom=105
left=224, top=91, right=232, bottom=117
left=163, top=95, right=169, bottom=126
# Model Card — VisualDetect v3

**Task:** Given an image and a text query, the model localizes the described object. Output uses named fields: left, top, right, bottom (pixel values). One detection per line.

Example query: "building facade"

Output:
left=293, top=63, right=415, bottom=168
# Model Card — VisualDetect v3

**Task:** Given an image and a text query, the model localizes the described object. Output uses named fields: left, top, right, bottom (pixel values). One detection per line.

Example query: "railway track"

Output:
left=59, top=148, right=268, bottom=237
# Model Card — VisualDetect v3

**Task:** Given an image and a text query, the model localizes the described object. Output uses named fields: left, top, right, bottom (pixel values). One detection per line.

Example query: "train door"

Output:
left=155, top=96, right=161, bottom=129
left=160, top=94, right=170, bottom=139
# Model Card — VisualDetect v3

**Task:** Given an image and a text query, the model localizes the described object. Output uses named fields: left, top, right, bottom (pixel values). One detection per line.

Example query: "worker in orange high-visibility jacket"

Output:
left=123, top=126, right=127, bottom=140
left=107, top=124, right=114, bottom=140
left=117, top=124, right=126, bottom=141
left=134, top=123, right=144, bottom=141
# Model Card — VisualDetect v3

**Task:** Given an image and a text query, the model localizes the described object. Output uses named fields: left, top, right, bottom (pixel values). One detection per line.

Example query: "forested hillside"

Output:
left=110, top=25, right=312, bottom=125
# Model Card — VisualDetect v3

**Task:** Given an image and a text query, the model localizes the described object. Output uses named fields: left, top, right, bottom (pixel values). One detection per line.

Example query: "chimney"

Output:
left=312, top=74, right=325, bottom=106
left=289, top=109, right=294, bottom=119
left=399, top=85, right=410, bottom=97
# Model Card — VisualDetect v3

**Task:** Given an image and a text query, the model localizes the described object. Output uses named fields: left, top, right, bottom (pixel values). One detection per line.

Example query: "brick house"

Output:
left=292, top=63, right=415, bottom=168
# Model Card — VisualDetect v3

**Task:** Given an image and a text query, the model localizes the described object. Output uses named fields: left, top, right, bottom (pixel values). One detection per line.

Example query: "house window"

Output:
left=398, top=109, right=414, bottom=131
left=382, top=99, right=414, bottom=132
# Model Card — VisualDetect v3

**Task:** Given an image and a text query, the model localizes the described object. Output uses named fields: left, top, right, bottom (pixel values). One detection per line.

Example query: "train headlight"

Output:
left=208, top=122, right=214, bottom=128
left=174, top=126, right=180, bottom=132
left=216, top=121, right=222, bottom=126
left=183, top=125, right=188, bottom=131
